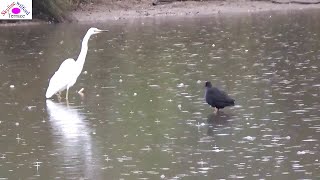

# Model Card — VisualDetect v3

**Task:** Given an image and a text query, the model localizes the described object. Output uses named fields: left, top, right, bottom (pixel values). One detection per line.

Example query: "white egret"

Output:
left=45, top=27, right=108, bottom=100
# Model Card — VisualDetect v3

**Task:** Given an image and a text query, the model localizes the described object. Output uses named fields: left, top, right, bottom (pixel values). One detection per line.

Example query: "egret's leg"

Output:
left=56, top=92, right=62, bottom=102
left=66, top=88, right=69, bottom=101
left=66, top=98, right=69, bottom=107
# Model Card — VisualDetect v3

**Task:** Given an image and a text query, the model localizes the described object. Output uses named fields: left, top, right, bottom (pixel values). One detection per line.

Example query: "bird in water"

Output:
left=45, top=27, right=108, bottom=101
left=204, top=81, right=235, bottom=112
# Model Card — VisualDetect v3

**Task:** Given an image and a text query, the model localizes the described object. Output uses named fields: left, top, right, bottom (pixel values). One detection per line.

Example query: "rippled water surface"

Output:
left=0, top=10, right=320, bottom=179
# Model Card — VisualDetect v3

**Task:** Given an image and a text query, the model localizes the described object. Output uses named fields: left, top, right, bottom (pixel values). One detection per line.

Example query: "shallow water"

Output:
left=0, top=10, right=320, bottom=179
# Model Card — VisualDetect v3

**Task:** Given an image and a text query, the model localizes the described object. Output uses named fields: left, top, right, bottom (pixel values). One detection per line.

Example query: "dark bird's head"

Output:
left=205, top=81, right=212, bottom=88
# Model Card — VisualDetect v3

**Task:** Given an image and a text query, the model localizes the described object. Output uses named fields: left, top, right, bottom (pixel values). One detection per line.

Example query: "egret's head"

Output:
left=88, top=27, right=109, bottom=35
left=205, top=81, right=212, bottom=88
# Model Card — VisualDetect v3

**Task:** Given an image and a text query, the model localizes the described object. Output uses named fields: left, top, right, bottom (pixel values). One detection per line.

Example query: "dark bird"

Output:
left=204, top=81, right=235, bottom=112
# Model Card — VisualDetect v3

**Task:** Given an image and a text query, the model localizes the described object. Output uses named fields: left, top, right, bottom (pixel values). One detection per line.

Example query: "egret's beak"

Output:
left=96, top=29, right=109, bottom=33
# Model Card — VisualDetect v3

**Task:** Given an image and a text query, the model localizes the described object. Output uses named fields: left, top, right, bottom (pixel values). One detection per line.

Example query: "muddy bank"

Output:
left=72, top=0, right=320, bottom=22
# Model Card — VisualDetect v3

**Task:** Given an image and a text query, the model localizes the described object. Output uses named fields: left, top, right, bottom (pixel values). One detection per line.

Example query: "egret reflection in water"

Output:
left=46, top=100, right=100, bottom=178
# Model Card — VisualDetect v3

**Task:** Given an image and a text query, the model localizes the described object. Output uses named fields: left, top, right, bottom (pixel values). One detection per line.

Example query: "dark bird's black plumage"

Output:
left=204, top=81, right=235, bottom=111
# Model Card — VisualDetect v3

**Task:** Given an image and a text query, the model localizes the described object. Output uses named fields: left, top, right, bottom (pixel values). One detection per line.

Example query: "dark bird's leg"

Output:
left=216, top=108, right=221, bottom=115
left=213, top=107, right=217, bottom=113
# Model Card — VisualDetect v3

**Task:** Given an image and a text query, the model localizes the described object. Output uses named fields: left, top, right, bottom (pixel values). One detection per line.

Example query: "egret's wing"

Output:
left=46, top=58, right=76, bottom=98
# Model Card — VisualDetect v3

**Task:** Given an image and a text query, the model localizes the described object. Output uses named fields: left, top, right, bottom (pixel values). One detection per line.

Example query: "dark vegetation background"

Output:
left=33, top=0, right=90, bottom=22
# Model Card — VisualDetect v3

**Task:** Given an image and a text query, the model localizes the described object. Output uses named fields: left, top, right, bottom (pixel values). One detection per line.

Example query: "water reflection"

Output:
left=0, top=10, right=320, bottom=179
left=206, top=112, right=232, bottom=136
left=207, top=112, right=233, bottom=123
left=46, top=100, right=100, bottom=179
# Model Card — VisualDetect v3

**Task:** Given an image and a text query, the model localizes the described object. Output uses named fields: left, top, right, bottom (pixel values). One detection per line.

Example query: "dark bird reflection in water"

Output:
left=206, top=111, right=232, bottom=136
left=46, top=100, right=101, bottom=179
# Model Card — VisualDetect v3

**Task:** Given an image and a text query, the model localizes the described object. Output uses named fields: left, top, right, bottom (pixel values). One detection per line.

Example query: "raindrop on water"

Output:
left=243, top=136, right=256, bottom=141
left=177, top=83, right=184, bottom=87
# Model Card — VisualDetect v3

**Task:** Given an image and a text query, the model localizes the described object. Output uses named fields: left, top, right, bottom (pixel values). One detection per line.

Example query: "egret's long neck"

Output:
left=76, top=32, right=92, bottom=72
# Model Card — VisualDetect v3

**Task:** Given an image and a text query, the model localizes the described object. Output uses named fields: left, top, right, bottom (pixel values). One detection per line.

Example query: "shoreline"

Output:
left=0, top=20, right=47, bottom=26
left=1, top=1, right=320, bottom=26
left=72, top=1, right=320, bottom=23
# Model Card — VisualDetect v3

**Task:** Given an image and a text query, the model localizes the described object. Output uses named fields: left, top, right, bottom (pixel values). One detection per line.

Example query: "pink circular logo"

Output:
left=12, top=8, right=20, bottom=14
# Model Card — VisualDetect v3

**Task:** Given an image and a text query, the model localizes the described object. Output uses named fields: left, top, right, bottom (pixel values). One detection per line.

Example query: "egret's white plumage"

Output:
left=45, top=58, right=77, bottom=98
left=45, top=27, right=108, bottom=100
